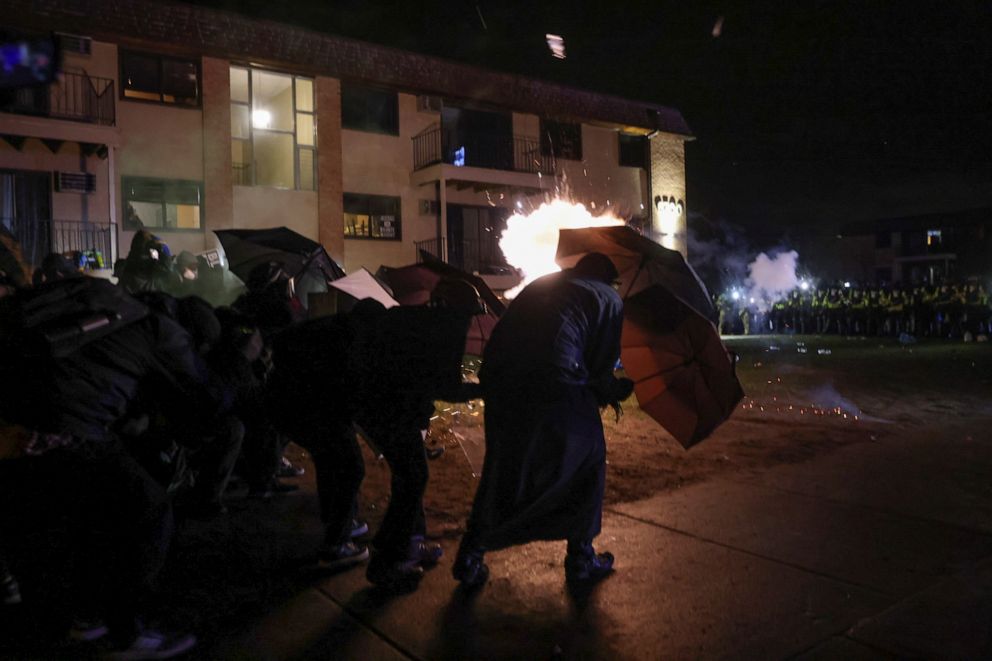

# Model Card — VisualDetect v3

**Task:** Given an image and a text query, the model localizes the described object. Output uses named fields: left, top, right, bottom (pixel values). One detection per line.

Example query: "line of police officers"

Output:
left=717, top=282, right=991, bottom=338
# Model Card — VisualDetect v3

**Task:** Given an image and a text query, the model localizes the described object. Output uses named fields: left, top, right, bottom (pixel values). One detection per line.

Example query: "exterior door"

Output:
left=446, top=204, right=509, bottom=273
left=0, top=169, right=52, bottom=266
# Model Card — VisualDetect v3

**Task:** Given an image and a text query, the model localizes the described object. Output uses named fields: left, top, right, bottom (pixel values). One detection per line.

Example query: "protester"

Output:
left=0, top=274, right=231, bottom=658
left=453, top=253, right=633, bottom=589
left=354, top=289, right=481, bottom=592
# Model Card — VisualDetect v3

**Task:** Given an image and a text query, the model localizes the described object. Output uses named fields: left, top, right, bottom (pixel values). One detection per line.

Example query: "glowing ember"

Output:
left=499, top=199, right=623, bottom=298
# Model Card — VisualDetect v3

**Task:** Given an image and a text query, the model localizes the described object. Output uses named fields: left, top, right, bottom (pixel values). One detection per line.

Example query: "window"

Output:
left=618, top=133, right=648, bottom=168
left=342, top=84, right=399, bottom=135
left=343, top=193, right=401, bottom=240
left=230, top=66, right=316, bottom=190
left=123, top=176, right=203, bottom=230
left=121, top=50, right=200, bottom=106
left=540, top=119, right=582, bottom=160
left=926, top=229, right=942, bottom=247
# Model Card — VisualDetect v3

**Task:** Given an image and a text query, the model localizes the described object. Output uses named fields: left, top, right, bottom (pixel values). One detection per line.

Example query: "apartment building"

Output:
left=0, top=0, right=692, bottom=279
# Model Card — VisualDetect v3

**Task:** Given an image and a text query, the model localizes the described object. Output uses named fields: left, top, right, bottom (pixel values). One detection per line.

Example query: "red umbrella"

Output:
left=557, top=226, right=743, bottom=448
left=375, top=262, right=502, bottom=357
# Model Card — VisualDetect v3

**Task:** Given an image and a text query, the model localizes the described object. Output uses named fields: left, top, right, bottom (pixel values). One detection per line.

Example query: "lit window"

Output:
left=927, top=229, right=942, bottom=246
left=230, top=66, right=316, bottom=190
left=123, top=176, right=203, bottom=230
left=344, top=193, right=401, bottom=241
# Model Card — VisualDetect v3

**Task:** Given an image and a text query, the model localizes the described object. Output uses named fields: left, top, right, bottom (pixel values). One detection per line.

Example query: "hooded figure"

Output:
left=453, top=252, right=632, bottom=589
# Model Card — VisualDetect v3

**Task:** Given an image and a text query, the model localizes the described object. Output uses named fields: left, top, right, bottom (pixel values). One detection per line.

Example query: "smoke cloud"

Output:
left=747, top=250, right=799, bottom=308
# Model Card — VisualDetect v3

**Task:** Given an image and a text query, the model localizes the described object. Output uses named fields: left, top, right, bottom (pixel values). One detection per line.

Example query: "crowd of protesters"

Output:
left=0, top=228, right=630, bottom=659
left=717, top=281, right=991, bottom=339
left=0, top=230, right=472, bottom=658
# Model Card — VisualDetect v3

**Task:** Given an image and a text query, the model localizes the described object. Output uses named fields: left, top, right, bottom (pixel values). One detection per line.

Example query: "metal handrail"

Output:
left=0, top=71, right=116, bottom=125
left=2, top=217, right=118, bottom=267
left=412, top=126, right=555, bottom=174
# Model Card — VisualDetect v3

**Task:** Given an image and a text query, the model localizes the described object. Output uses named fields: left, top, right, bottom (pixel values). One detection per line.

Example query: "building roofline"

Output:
left=840, top=207, right=992, bottom=235
left=5, top=0, right=693, bottom=137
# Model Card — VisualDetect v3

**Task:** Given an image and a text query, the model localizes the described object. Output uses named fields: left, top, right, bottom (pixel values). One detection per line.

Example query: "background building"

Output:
left=0, top=0, right=691, bottom=279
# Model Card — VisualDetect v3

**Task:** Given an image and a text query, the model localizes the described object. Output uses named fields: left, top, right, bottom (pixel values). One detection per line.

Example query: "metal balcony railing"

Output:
left=415, top=236, right=509, bottom=275
left=2, top=217, right=118, bottom=268
left=412, top=125, right=555, bottom=174
left=0, top=71, right=116, bottom=125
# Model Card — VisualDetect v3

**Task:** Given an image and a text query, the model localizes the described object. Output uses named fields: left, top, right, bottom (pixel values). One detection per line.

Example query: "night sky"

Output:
left=193, top=1, right=992, bottom=244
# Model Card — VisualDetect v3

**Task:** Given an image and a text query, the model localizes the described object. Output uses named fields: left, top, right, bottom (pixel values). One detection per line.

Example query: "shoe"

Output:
left=564, top=549, right=615, bottom=583
left=350, top=519, right=369, bottom=538
left=277, top=456, right=305, bottom=478
left=1, top=571, right=21, bottom=606
left=317, top=541, right=370, bottom=572
left=69, top=618, right=108, bottom=642
left=452, top=548, right=489, bottom=589
left=104, top=628, right=197, bottom=660
left=408, top=536, right=443, bottom=567
left=366, top=555, right=424, bottom=593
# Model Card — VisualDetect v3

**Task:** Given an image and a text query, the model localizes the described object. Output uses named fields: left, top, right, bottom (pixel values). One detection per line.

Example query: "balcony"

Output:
left=415, top=236, right=511, bottom=275
left=0, top=71, right=116, bottom=126
left=411, top=124, right=554, bottom=194
left=413, top=124, right=553, bottom=174
left=3, top=217, right=118, bottom=268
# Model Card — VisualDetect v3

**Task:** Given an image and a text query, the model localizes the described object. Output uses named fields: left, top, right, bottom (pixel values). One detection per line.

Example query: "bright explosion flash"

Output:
left=499, top=199, right=623, bottom=298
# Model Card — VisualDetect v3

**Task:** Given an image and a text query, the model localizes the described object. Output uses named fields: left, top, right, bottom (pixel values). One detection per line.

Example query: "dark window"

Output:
left=343, top=193, right=401, bottom=240
left=123, top=176, right=203, bottom=230
left=618, top=133, right=648, bottom=168
left=121, top=51, right=200, bottom=106
left=875, top=230, right=892, bottom=248
left=341, top=84, right=399, bottom=135
left=540, top=119, right=582, bottom=160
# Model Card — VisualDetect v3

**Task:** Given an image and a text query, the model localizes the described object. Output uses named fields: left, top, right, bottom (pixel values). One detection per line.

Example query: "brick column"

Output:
left=649, top=132, right=688, bottom=257
left=316, top=76, right=344, bottom=264
left=201, top=57, right=234, bottom=240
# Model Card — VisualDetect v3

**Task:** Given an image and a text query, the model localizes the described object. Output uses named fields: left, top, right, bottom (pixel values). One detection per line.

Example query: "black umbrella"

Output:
left=214, top=227, right=345, bottom=284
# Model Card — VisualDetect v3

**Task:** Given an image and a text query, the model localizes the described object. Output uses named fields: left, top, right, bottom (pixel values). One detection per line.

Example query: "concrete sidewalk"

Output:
left=203, top=422, right=992, bottom=660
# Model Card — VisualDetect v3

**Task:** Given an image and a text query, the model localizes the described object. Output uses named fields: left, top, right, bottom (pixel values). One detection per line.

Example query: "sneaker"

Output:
left=69, top=618, right=108, bottom=642
left=104, top=628, right=197, bottom=660
left=366, top=555, right=424, bottom=593
left=408, top=536, right=443, bottom=567
left=452, top=548, right=489, bottom=590
left=564, top=549, right=615, bottom=583
left=277, top=456, right=305, bottom=478
left=1, top=572, right=21, bottom=606
left=317, top=541, right=370, bottom=572
left=350, top=519, right=369, bottom=538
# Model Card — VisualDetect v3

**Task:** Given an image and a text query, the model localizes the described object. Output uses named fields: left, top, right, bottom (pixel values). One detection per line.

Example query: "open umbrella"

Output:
left=214, top=227, right=345, bottom=284
left=557, top=226, right=743, bottom=448
left=376, top=261, right=503, bottom=356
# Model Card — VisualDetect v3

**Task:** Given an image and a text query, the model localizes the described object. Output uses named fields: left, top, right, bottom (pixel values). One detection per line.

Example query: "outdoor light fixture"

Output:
left=252, top=109, right=271, bottom=129
left=731, top=291, right=740, bottom=301
left=800, top=281, right=810, bottom=291
left=844, top=281, right=851, bottom=288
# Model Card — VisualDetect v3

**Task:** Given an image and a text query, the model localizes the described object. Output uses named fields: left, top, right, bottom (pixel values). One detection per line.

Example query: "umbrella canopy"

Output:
left=214, top=227, right=345, bottom=284
left=376, top=261, right=502, bottom=357
left=557, top=225, right=716, bottom=323
left=556, top=226, right=743, bottom=448
left=327, top=268, right=399, bottom=308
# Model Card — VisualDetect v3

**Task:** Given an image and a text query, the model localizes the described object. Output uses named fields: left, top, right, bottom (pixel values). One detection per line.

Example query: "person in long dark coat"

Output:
left=453, top=253, right=633, bottom=588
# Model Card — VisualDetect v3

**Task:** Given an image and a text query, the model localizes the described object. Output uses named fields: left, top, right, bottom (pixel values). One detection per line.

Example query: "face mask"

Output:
left=183, top=269, right=196, bottom=280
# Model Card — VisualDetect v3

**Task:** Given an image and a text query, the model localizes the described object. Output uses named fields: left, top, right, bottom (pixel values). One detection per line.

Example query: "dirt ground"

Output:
left=370, top=334, right=992, bottom=543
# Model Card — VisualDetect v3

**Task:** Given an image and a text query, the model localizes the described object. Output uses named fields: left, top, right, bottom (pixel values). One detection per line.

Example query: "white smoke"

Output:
left=746, top=250, right=799, bottom=311
left=499, top=199, right=623, bottom=298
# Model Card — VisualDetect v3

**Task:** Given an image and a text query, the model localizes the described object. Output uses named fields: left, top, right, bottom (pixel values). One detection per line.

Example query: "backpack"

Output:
left=0, top=277, right=149, bottom=359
